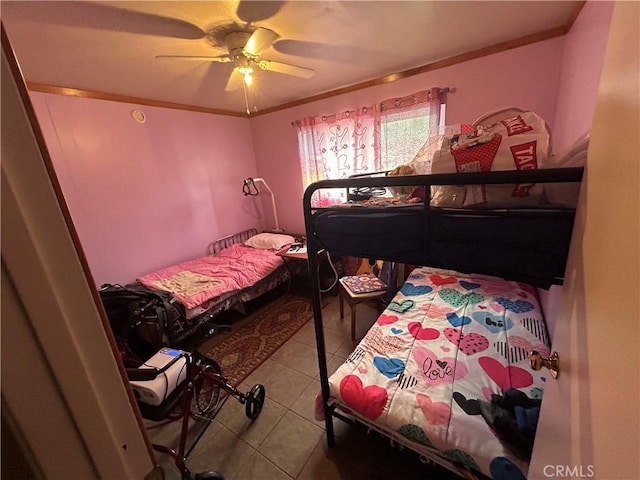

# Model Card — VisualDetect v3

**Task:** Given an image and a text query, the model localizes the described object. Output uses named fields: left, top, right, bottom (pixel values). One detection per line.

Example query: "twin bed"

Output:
left=133, top=228, right=294, bottom=346
left=303, top=109, right=584, bottom=479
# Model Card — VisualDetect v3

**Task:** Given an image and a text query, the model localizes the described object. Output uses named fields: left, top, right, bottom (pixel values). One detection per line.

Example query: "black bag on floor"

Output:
left=99, top=283, right=183, bottom=362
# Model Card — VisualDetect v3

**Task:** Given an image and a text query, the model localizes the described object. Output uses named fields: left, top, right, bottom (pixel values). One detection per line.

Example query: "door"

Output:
left=528, top=3, right=639, bottom=479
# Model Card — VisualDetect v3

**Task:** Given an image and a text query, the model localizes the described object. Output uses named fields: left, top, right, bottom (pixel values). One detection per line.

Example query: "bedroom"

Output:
left=2, top=1, right=638, bottom=480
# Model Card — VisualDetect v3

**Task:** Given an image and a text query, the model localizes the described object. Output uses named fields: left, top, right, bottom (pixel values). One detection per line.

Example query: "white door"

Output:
left=528, top=2, right=639, bottom=479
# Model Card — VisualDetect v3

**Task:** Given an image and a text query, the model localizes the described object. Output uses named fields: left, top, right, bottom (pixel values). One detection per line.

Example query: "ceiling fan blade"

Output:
left=155, top=54, right=232, bottom=63
left=225, top=68, right=244, bottom=92
left=1, top=2, right=205, bottom=39
left=256, top=60, right=315, bottom=78
left=243, top=28, right=280, bottom=57
left=236, top=1, right=285, bottom=23
left=273, top=39, right=378, bottom=64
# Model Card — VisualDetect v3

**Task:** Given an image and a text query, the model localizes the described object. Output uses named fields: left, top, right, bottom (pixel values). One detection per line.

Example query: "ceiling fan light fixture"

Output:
left=155, top=25, right=314, bottom=113
left=238, top=64, right=254, bottom=86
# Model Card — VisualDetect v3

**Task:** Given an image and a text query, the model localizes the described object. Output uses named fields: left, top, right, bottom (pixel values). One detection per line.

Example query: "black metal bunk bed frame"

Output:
left=302, top=167, right=584, bottom=476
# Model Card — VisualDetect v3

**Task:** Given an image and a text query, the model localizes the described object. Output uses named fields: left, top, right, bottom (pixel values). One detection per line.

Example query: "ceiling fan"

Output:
left=156, top=27, right=315, bottom=93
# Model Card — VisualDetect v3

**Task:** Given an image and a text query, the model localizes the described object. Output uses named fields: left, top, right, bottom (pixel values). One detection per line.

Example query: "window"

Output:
left=379, top=89, right=445, bottom=174
left=295, top=88, right=445, bottom=206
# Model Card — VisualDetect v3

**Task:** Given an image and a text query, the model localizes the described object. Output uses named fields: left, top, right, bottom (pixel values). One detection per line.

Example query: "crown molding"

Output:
left=253, top=25, right=570, bottom=116
left=26, top=83, right=247, bottom=118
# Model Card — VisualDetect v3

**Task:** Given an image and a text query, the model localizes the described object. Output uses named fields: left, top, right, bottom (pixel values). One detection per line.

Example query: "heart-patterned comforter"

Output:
left=328, top=267, right=550, bottom=479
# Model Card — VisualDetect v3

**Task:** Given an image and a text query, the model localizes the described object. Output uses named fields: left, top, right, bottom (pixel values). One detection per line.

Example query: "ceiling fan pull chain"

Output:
left=242, top=81, right=251, bottom=115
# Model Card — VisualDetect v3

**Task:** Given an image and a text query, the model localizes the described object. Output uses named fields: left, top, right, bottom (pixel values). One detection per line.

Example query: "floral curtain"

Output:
left=294, top=88, right=445, bottom=206
left=294, top=107, right=380, bottom=207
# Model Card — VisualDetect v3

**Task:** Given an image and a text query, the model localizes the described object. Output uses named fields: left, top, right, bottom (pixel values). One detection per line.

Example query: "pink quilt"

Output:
left=328, top=267, right=549, bottom=479
left=137, top=244, right=284, bottom=309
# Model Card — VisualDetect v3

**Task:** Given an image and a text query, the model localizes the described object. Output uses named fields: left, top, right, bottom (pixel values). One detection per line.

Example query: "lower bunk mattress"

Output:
left=327, top=266, right=550, bottom=479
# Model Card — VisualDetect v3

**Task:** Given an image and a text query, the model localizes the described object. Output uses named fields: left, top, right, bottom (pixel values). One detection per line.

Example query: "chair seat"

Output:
left=338, top=277, right=387, bottom=341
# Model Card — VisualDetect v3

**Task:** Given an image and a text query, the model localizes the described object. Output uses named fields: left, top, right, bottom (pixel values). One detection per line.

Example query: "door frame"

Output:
left=1, top=25, right=157, bottom=479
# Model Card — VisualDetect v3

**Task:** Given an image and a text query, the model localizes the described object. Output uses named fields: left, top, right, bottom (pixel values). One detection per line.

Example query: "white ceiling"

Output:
left=2, top=1, right=582, bottom=115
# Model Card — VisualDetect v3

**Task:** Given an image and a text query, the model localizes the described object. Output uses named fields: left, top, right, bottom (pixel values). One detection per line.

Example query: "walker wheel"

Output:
left=245, top=384, right=266, bottom=419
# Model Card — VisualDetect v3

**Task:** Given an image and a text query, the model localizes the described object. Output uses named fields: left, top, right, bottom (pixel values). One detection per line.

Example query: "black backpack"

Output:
left=99, top=283, right=183, bottom=363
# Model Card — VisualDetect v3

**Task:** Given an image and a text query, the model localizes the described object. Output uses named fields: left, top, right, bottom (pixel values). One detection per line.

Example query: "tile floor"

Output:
left=147, top=294, right=461, bottom=480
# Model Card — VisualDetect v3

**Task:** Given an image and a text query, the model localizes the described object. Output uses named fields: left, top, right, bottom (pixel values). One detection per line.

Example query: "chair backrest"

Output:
left=355, top=258, right=383, bottom=276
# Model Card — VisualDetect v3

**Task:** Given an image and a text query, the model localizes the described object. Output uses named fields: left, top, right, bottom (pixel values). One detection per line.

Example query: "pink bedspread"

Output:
left=137, top=244, right=284, bottom=309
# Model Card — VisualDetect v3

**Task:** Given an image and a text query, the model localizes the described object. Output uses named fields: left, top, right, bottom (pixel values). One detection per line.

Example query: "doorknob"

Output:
left=529, top=351, right=560, bottom=379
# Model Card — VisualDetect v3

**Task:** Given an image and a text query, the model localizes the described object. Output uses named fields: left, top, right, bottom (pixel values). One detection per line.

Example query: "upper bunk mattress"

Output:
left=311, top=206, right=575, bottom=287
left=327, top=266, right=550, bottom=479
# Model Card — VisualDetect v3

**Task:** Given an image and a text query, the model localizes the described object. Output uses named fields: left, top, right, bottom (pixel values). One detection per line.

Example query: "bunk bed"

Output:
left=134, top=228, right=292, bottom=346
left=303, top=167, right=583, bottom=480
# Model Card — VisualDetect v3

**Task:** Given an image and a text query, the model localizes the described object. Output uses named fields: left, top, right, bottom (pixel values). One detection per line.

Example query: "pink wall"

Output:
left=250, top=37, right=566, bottom=234
left=31, top=2, right=612, bottom=293
left=31, top=93, right=264, bottom=286
left=539, top=0, right=614, bottom=339
left=552, top=1, right=614, bottom=152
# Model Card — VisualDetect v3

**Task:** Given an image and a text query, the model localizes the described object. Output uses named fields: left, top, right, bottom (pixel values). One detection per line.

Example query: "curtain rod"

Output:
left=291, top=87, right=454, bottom=126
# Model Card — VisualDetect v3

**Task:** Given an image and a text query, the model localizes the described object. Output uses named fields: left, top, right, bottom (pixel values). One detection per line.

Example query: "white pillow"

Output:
left=244, top=232, right=295, bottom=250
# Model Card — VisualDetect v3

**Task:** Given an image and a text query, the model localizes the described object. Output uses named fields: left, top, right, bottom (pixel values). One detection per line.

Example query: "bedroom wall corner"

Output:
left=541, top=1, right=614, bottom=343
left=552, top=0, right=614, bottom=152
left=28, top=92, right=261, bottom=286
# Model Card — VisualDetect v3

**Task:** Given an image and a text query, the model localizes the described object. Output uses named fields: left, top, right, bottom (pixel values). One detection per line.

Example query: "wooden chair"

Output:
left=338, top=266, right=387, bottom=341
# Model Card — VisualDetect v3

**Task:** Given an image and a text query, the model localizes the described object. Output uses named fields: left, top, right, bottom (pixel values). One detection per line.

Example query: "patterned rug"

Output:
left=202, top=294, right=314, bottom=387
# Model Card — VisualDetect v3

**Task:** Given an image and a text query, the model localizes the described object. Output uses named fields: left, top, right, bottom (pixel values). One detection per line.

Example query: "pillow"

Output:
left=244, top=232, right=295, bottom=250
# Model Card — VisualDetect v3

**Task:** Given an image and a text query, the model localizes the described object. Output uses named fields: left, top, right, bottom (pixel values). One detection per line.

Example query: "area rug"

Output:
left=202, top=294, right=314, bottom=387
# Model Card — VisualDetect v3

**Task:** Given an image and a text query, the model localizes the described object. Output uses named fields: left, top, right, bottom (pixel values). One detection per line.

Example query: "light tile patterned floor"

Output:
left=147, top=295, right=461, bottom=480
